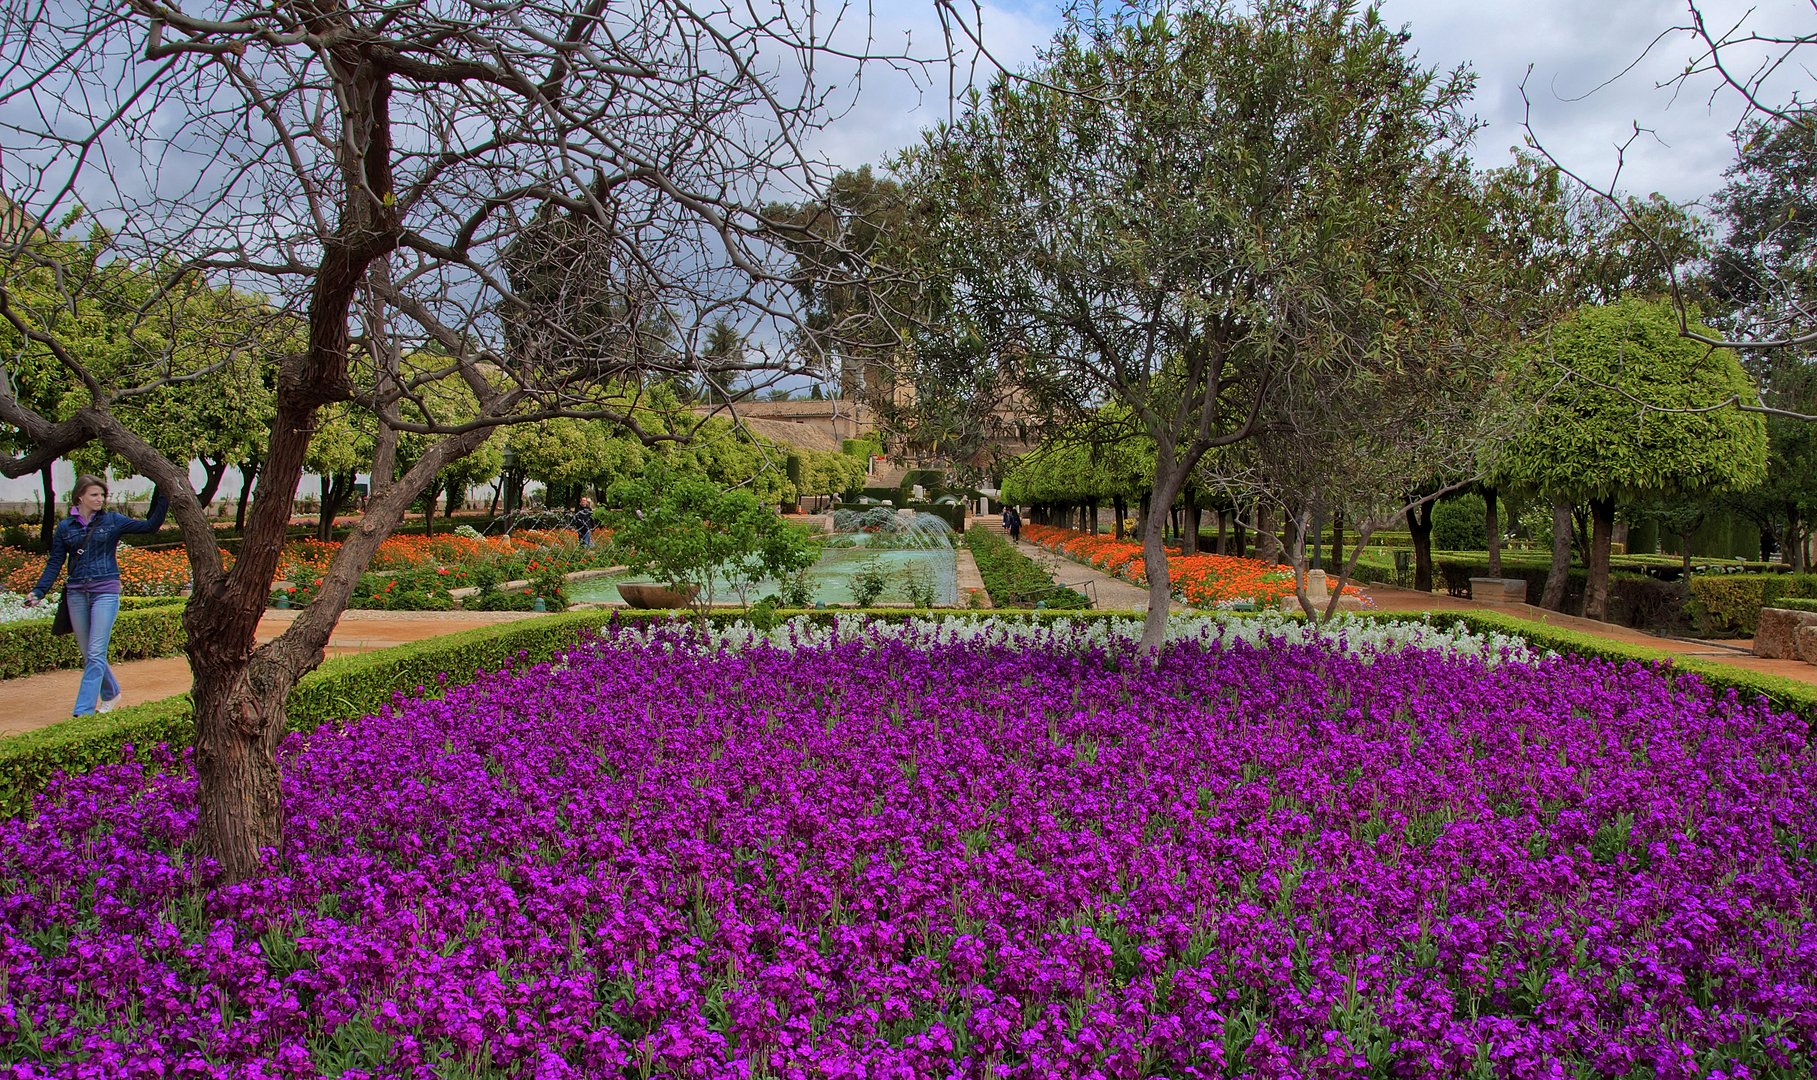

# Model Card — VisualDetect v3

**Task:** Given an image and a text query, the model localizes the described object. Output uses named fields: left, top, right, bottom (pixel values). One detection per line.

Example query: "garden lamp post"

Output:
left=501, top=446, right=520, bottom=517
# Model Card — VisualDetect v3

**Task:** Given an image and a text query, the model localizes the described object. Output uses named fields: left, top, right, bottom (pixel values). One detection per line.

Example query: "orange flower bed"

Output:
left=1, top=544, right=216, bottom=596
left=1021, top=524, right=1363, bottom=608
left=276, top=528, right=594, bottom=582
left=4, top=526, right=600, bottom=599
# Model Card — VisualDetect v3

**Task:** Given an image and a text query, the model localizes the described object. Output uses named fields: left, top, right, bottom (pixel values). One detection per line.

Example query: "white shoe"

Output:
left=98, top=695, right=117, bottom=714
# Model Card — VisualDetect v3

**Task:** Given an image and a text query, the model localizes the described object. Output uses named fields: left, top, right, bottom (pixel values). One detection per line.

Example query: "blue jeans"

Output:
left=66, top=591, right=121, bottom=716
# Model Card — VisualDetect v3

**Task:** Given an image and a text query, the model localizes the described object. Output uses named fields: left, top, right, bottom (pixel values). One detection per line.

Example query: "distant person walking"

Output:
left=1003, top=505, right=1022, bottom=543
left=24, top=476, right=169, bottom=717
left=573, top=497, right=595, bottom=548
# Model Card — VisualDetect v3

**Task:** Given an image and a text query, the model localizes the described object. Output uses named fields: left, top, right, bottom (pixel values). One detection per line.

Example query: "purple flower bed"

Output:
left=2, top=621, right=1815, bottom=1078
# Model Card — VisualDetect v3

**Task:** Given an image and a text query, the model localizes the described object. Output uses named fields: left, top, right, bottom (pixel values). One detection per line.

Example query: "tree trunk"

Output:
left=423, top=483, right=441, bottom=537
left=1680, top=529, right=1693, bottom=581
left=234, top=458, right=261, bottom=534
left=1139, top=475, right=1187, bottom=651
left=1484, top=487, right=1501, bottom=578
left=1113, top=497, right=1127, bottom=540
left=189, top=644, right=291, bottom=883
left=1541, top=498, right=1574, bottom=611
left=1405, top=501, right=1435, bottom=593
left=1252, top=503, right=1276, bottom=563
left=1330, top=510, right=1343, bottom=570
left=196, top=455, right=229, bottom=509
left=1232, top=509, right=1246, bottom=558
left=1183, top=491, right=1200, bottom=555
left=369, top=424, right=398, bottom=502
left=1583, top=495, right=1616, bottom=621
left=38, top=464, right=55, bottom=550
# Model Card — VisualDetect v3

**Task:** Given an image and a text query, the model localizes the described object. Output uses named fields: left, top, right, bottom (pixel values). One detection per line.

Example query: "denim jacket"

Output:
left=32, top=492, right=169, bottom=598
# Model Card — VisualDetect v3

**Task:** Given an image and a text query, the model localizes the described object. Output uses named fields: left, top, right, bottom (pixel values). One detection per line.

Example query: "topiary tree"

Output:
left=1492, top=298, right=1768, bottom=620
left=1432, top=493, right=1488, bottom=552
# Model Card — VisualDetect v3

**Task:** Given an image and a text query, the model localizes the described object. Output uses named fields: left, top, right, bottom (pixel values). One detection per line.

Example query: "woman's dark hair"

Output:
left=70, top=475, right=108, bottom=505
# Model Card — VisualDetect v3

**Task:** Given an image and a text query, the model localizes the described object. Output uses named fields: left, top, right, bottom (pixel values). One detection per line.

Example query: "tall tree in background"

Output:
left=0, top=0, right=950, bottom=881
left=900, top=0, right=1485, bottom=646
left=1493, top=299, right=1768, bottom=621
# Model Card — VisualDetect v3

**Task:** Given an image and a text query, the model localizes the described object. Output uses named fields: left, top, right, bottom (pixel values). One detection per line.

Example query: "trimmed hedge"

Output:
left=0, top=596, right=190, bottom=680
left=1433, top=559, right=1691, bottom=634
left=1772, top=598, right=1817, bottom=615
left=1687, top=573, right=1817, bottom=637
left=963, top=527, right=1090, bottom=609
left=6, top=604, right=1815, bottom=819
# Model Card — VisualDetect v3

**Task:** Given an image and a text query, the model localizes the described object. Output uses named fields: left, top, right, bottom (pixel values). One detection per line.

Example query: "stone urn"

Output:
left=616, top=582, right=700, bottom=609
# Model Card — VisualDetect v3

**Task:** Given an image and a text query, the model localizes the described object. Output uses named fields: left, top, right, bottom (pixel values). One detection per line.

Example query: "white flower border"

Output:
left=599, top=612, right=1542, bottom=667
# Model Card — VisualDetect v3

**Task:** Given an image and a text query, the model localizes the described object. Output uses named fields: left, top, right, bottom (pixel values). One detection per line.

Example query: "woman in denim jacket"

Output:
left=24, top=476, right=169, bottom=717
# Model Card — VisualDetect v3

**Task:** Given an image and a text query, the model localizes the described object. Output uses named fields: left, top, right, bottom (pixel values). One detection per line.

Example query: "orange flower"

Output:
left=1020, top=524, right=1362, bottom=607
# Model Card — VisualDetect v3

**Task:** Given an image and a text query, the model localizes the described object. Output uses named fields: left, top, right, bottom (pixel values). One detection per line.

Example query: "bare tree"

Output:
left=0, top=0, right=960, bottom=882
left=1521, top=2, right=1817, bottom=375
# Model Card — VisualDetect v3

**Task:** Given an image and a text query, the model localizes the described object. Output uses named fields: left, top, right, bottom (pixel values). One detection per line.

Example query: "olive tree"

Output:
left=898, top=0, right=1485, bottom=647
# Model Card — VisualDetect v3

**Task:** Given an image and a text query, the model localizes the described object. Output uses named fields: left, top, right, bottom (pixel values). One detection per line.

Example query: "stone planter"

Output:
left=1795, top=624, right=1817, bottom=666
left=616, top=582, right=699, bottom=609
left=1469, top=577, right=1528, bottom=604
left=1753, top=607, right=1817, bottom=659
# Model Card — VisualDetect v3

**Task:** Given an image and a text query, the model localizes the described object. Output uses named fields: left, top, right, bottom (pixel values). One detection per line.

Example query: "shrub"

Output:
left=1687, top=573, right=1817, bottom=637
left=1430, top=493, right=1487, bottom=551
left=777, top=571, right=814, bottom=608
left=0, top=599, right=189, bottom=680
left=850, top=555, right=890, bottom=607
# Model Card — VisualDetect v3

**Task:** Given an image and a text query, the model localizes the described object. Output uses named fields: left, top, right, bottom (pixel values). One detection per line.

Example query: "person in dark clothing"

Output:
left=573, top=497, right=595, bottom=548
left=1003, top=505, right=1022, bottom=543
left=24, top=476, right=169, bottom=716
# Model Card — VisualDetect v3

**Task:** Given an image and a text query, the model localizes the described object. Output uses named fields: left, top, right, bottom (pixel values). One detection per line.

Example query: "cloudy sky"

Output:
left=3, top=0, right=1805, bottom=503
left=804, top=0, right=1806, bottom=206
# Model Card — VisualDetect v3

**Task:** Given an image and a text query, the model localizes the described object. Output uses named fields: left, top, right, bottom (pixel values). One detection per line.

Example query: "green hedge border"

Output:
left=1767, top=598, right=1817, bottom=615
left=962, top=527, right=1090, bottom=609
left=0, top=595, right=189, bottom=680
left=4, top=606, right=1814, bottom=818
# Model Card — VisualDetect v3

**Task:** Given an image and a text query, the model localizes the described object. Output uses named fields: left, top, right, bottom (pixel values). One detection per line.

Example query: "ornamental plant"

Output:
left=604, top=473, right=816, bottom=611
left=1021, top=524, right=1365, bottom=609
left=1, top=619, right=1811, bottom=1076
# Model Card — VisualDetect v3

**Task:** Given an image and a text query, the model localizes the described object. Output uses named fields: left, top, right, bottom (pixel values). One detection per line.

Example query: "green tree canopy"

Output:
left=897, top=0, right=1488, bottom=645
left=1493, top=297, right=1768, bottom=617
